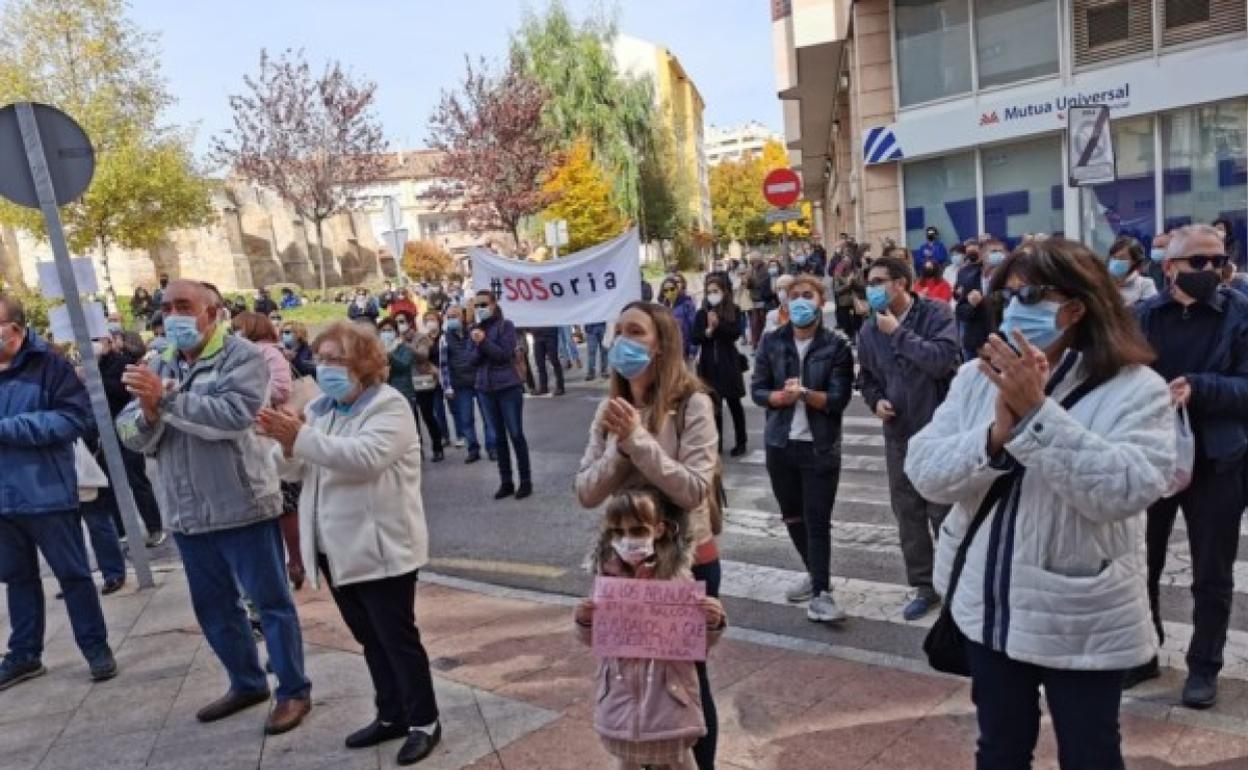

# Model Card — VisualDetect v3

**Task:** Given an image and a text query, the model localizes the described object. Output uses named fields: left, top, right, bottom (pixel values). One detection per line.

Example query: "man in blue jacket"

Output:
left=1128, top=224, right=1248, bottom=709
left=855, top=257, right=960, bottom=621
left=0, top=295, right=116, bottom=690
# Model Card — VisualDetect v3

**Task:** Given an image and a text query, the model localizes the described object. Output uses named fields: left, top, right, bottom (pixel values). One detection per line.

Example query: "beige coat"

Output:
left=275, top=384, right=429, bottom=589
left=575, top=392, right=718, bottom=546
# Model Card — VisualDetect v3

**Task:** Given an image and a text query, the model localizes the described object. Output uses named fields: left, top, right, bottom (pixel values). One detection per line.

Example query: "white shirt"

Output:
left=788, top=337, right=814, bottom=442
left=1118, top=273, right=1158, bottom=306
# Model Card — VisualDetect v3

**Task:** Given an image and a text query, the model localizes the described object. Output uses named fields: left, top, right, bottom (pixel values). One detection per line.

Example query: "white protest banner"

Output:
left=470, top=229, right=641, bottom=326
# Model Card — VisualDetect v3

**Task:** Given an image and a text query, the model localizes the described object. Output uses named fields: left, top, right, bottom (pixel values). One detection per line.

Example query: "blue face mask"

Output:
left=379, top=330, right=397, bottom=347
left=281, top=331, right=296, bottom=349
left=1150, top=248, right=1166, bottom=262
left=316, top=364, right=356, bottom=402
left=165, top=314, right=204, bottom=352
left=474, top=307, right=491, bottom=324
left=865, top=285, right=890, bottom=312
left=999, top=297, right=1065, bottom=350
left=768, top=266, right=779, bottom=277
left=607, top=337, right=652, bottom=380
left=788, top=297, right=819, bottom=328
left=445, top=318, right=463, bottom=333
left=1108, top=258, right=1132, bottom=280
left=987, top=251, right=1006, bottom=268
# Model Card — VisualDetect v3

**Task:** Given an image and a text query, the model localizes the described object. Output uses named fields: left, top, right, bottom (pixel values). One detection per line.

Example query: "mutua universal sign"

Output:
left=979, top=84, right=1130, bottom=126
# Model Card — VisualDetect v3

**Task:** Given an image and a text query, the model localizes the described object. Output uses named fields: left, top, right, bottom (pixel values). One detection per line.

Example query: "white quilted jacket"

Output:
left=905, top=352, right=1176, bottom=671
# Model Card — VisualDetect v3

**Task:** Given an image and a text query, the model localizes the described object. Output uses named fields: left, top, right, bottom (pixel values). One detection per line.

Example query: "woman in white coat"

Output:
left=257, top=321, right=441, bottom=767
left=904, top=239, right=1176, bottom=770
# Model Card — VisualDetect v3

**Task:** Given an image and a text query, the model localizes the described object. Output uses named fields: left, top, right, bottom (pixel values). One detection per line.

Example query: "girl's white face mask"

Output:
left=612, top=536, right=655, bottom=565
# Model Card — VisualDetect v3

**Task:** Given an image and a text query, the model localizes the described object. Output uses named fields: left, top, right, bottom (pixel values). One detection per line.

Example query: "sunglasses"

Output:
left=994, top=285, right=1057, bottom=305
left=1174, top=254, right=1228, bottom=270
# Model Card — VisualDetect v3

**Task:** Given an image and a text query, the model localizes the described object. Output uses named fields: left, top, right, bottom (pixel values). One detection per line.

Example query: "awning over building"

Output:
left=778, top=39, right=844, bottom=201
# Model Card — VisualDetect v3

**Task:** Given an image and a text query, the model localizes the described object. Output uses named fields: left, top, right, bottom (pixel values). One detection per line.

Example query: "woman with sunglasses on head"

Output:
left=905, top=239, right=1176, bottom=769
left=470, top=290, right=533, bottom=500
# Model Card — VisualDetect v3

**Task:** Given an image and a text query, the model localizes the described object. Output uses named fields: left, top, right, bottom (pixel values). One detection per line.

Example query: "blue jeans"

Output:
left=558, top=326, right=580, bottom=365
left=450, top=387, right=496, bottom=455
left=584, top=323, right=608, bottom=376
left=174, top=518, right=310, bottom=701
left=81, top=504, right=126, bottom=582
left=967, top=640, right=1125, bottom=769
left=479, top=385, right=531, bottom=485
left=0, top=512, right=111, bottom=665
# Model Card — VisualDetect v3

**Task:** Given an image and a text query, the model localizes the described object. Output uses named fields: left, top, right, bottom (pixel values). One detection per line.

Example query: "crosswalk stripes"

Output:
left=720, top=407, right=1248, bottom=681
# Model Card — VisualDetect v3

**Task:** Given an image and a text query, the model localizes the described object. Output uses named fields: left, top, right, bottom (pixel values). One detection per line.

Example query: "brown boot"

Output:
left=196, top=689, right=270, bottom=723
left=265, top=696, right=312, bottom=735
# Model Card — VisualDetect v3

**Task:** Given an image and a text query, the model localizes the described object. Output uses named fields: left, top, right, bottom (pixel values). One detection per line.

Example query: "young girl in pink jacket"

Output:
left=574, top=490, right=727, bottom=770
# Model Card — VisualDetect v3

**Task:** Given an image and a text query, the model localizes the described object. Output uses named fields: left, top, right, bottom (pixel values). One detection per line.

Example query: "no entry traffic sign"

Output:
left=763, top=167, right=801, bottom=208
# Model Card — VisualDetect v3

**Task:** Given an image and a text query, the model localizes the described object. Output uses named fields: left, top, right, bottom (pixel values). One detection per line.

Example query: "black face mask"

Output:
left=926, top=232, right=937, bottom=242
left=965, top=252, right=980, bottom=263
left=923, top=265, right=939, bottom=278
left=1174, top=270, right=1220, bottom=304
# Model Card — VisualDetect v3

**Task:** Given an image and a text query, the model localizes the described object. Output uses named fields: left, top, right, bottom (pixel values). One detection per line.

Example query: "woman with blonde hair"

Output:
left=279, top=320, right=316, bottom=378
left=576, top=301, right=722, bottom=770
left=257, top=321, right=442, bottom=765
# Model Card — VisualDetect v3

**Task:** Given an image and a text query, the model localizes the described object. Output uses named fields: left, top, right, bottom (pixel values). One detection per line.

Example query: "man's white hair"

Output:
left=1166, top=223, right=1225, bottom=260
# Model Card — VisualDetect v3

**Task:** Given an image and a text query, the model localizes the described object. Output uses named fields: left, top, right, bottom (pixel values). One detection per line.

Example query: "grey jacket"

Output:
left=856, top=296, right=960, bottom=441
left=116, top=325, right=282, bottom=534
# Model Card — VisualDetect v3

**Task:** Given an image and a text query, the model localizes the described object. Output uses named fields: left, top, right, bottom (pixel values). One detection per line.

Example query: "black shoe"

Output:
left=488, top=451, right=498, bottom=462
left=729, top=443, right=748, bottom=458
left=533, top=388, right=549, bottom=396
left=0, top=657, right=46, bottom=691
left=346, top=718, right=409, bottom=749
left=464, top=451, right=480, bottom=464
left=493, top=483, right=515, bottom=500
left=397, top=722, right=442, bottom=765
left=432, top=450, right=444, bottom=463
left=553, top=387, right=565, bottom=396
left=1182, top=672, right=1218, bottom=709
left=101, top=576, right=126, bottom=595
left=1122, top=657, right=1160, bottom=690
left=585, top=373, right=597, bottom=381
left=88, top=650, right=118, bottom=682
left=515, top=481, right=532, bottom=500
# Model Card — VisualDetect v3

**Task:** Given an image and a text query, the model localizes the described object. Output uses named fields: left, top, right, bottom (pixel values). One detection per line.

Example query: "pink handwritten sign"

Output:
left=591, top=576, right=707, bottom=661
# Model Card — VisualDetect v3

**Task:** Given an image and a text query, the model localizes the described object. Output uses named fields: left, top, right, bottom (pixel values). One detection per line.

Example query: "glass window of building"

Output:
left=903, top=152, right=978, bottom=250
left=974, top=0, right=1060, bottom=88
left=1080, top=116, right=1156, bottom=256
left=895, top=0, right=972, bottom=107
left=981, top=136, right=1065, bottom=247
left=1162, top=99, right=1248, bottom=267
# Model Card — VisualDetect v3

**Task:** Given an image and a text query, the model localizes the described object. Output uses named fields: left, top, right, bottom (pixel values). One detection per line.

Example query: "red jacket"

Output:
left=915, top=277, right=952, bottom=303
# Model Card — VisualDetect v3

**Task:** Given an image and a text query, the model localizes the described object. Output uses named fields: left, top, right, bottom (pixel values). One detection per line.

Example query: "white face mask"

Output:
left=777, top=289, right=789, bottom=305
left=397, top=322, right=410, bottom=333
left=612, top=536, right=655, bottom=566
left=706, top=292, right=723, bottom=307
left=423, top=321, right=438, bottom=334
left=91, top=341, right=107, bottom=357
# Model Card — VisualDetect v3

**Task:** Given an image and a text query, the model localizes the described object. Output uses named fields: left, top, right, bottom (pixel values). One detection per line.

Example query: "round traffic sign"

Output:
left=0, top=102, right=96, bottom=209
left=763, top=167, right=802, bottom=208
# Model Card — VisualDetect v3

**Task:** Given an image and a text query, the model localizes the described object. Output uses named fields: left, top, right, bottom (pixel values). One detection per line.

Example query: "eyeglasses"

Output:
left=994, top=285, right=1057, bottom=305
left=1174, top=254, right=1228, bottom=270
left=314, top=356, right=351, bottom=367
left=474, top=303, right=490, bottom=309
left=866, top=277, right=896, bottom=287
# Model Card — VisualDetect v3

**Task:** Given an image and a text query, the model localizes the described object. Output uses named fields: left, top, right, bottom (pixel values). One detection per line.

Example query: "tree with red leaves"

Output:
left=214, top=48, right=388, bottom=291
left=427, top=56, right=554, bottom=249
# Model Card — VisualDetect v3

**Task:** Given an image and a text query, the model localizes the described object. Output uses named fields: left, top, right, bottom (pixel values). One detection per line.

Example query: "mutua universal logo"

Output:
left=979, top=83, right=1130, bottom=126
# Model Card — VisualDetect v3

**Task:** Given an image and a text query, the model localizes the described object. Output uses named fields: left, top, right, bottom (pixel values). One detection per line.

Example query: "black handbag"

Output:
left=923, top=374, right=1105, bottom=676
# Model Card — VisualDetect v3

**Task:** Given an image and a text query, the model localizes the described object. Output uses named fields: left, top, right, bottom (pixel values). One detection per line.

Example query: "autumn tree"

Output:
left=427, top=57, right=553, bottom=248
left=709, top=155, right=769, bottom=246
left=511, top=1, right=655, bottom=219
left=0, top=0, right=214, bottom=301
left=402, top=240, right=453, bottom=280
left=540, top=138, right=625, bottom=252
left=214, top=48, right=388, bottom=292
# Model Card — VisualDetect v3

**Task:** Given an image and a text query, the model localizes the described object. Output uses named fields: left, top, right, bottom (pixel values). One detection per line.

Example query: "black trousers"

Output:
left=532, top=334, right=564, bottom=391
left=408, top=394, right=443, bottom=454
left=318, top=555, right=439, bottom=727
left=1145, top=462, right=1247, bottom=677
left=967, top=640, right=1125, bottom=770
left=691, top=559, right=720, bottom=770
left=765, top=442, right=841, bottom=594
left=104, top=445, right=164, bottom=537
left=711, top=392, right=747, bottom=451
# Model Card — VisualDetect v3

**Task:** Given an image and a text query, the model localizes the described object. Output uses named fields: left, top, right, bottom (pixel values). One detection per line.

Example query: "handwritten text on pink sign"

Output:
left=592, top=577, right=707, bottom=661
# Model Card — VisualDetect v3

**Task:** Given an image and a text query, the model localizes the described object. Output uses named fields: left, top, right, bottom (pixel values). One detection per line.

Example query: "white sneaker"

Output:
left=785, top=575, right=813, bottom=603
left=453, top=438, right=466, bottom=448
left=807, top=591, right=847, bottom=623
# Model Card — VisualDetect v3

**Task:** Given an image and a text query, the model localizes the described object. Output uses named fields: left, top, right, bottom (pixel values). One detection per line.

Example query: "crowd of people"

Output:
left=0, top=215, right=1244, bottom=768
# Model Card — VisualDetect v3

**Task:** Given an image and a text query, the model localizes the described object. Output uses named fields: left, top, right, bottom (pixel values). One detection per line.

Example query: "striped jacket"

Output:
left=905, top=351, right=1175, bottom=671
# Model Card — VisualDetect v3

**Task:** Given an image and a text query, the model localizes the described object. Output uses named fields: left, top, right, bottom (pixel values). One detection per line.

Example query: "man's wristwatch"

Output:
left=799, top=387, right=810, bottom=402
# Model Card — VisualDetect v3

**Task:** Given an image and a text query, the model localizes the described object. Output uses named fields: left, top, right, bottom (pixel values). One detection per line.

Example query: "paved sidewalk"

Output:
left=3, top=568, right=1248, bottom=769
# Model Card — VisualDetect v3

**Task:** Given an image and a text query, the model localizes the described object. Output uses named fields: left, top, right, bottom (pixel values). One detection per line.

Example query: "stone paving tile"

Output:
left=0, top=711, right=71, bottom=770
left=60, top=675, right=182, bottom=742
left=34, top=728, right=158, bottom=770
left=0, top=665, right=94, bottom=727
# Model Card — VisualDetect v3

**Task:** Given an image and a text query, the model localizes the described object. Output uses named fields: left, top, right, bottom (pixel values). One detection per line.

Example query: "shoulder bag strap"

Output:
left=944, top=375, right=1104, bottom=603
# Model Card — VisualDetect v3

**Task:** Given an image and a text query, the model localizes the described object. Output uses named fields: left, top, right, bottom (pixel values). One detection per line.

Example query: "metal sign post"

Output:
left=544, top=219, right=569, bottom=260
left=0, top=102, right=154, bottom=588
left=1067, top=104, right=1117, bottom=187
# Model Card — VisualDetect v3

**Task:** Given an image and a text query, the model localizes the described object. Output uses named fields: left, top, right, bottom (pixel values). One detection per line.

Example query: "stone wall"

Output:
left=8, top=181, right=393, bottom=298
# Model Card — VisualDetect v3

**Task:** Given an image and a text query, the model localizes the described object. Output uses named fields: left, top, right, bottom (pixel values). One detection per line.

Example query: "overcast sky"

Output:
left=124, top=0, right=783, bottom=159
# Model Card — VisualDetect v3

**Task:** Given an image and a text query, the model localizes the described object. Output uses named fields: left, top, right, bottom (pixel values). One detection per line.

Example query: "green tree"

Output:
left=541, top=137, right=625, bottom=252
left=510, top=0, right=656, bottom=219
left=0, top=0, right=214, bottom=301
left=637, top=126, right=691, bottom=266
